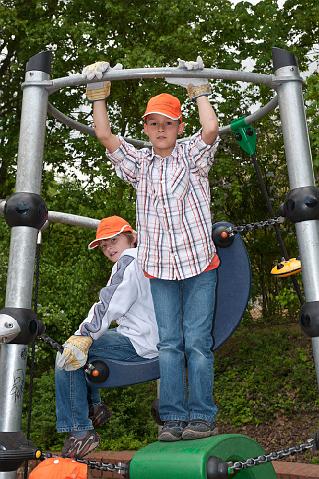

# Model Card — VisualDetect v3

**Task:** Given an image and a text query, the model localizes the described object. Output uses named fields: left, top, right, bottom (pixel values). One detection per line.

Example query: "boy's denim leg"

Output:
left=55, top=365, right=92, bottom=433
left=150, top=279, right=188, bottom=421
left=55, top=330, right=147, bottom=432
left=183, top=269, right=218, bottom=423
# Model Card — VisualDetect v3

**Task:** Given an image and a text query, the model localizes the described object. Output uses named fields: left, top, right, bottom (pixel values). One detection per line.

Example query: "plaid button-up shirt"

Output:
left=107, top=132, right=220, bottom=280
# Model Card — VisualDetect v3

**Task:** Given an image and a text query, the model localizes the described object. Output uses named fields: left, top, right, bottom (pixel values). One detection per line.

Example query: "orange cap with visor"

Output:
left=142, top=93, right=182, bottom=122
left=88, top=216, right=135, bottom=250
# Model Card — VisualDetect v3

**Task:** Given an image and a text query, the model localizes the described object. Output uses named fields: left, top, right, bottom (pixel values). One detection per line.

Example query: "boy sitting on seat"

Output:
left=55, top=215, right=159, bottom=457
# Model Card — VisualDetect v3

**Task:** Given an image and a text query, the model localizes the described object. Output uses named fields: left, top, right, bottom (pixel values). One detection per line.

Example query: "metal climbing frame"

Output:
left=0, top=47, right=317, bottom=478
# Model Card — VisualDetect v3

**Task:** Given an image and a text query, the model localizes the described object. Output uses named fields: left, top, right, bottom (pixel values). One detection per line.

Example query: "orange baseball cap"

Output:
left=142, top=93, right=182, bottom=121
left=88, top=216, right=135, bottom=250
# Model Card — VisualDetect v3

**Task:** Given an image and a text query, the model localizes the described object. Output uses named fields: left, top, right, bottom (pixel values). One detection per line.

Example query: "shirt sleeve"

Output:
left=75, top=255, right=138, bottom=340
left=187, top=131, right=220, bottom=177
left=106, top=137, right=141, bottom=189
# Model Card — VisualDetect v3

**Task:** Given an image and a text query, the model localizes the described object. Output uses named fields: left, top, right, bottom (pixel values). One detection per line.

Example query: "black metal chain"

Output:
left=228, top=214, right=303, bottom=305
left=229, top=216, right=285, bottom=235
left=39, top=435, right=315, bottom=477
left=72, top=458, right=128, bottom=475
left=42, top=452, right=129, bottom=475
left=38, top=333, right=63, bottom=354
left=229, top=438, right=315, bottom=473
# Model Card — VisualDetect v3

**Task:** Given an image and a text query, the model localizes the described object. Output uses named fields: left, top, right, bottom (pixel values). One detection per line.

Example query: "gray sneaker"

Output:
left=182, top=420, right=217, bottom=440
left=158, top=421, right=187, bottom=442
left=61, top=430, right=100, bottom=458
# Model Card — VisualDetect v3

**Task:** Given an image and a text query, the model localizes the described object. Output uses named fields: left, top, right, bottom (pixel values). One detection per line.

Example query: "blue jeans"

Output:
left=55, top=330, right=146, bottom=432
left=150, top=269, right=217, bottom=423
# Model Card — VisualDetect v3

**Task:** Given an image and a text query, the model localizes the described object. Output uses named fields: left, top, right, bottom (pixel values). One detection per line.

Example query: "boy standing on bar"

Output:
left=82, top=57, right=220, bottom=441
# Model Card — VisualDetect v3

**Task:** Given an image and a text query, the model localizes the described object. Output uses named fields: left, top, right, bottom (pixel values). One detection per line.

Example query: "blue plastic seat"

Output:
left=212, top=221, right=251, bottom=349
left=86, top=222, right=251, bottom=388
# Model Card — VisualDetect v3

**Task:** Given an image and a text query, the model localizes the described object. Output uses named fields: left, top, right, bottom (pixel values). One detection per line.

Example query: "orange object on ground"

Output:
left=29, top=457, right=87, bottom=479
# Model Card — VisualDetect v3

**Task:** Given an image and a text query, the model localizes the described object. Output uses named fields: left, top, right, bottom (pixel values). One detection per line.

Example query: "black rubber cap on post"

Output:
left=272, top=47, right=298, bottom=71
left=206, top=456, right=228, bottom=479
left=26, top=51, right=52, bottom=74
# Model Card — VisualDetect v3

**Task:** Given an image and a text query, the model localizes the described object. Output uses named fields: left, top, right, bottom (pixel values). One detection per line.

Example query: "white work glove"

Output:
left=177, top=56, right=205, bottom=72
left=165, top=56, right=211, bottom=101
left=82, top=61, right=123, bottom=101
left=56, top=335, right=93, bottom=371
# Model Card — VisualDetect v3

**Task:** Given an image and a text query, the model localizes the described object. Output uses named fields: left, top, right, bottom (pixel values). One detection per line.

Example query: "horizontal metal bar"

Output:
left=47, top=67, right=275, bottom=94
left=0, top=205, right=99, bottom=230
left=46, top=210, right=99, bottom=229
left=220, top=95, right=279, bottom=133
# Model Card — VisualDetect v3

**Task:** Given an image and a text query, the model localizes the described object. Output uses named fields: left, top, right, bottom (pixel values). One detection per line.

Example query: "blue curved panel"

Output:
left=87, top=222, right=251, bottom=388
left=212, top=221, right=251, bottom=350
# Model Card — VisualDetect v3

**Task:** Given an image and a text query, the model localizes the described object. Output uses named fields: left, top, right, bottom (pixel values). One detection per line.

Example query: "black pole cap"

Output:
left=272, top=47, right=298, bottom=71
left=206, top=456, right=228, bottom=479
left=26, top=50, right=52, bottom=74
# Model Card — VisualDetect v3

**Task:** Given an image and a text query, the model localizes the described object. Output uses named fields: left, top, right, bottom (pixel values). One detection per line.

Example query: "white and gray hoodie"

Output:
left=75, top=248, right=159, bottom=359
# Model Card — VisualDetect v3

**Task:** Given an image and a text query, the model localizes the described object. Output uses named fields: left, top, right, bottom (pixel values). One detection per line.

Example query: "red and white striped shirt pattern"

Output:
left=107, top=132, right=220, bottom=280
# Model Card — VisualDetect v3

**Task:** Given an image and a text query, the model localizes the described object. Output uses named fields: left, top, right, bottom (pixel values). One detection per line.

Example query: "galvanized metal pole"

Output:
left=272, top=47, right=319, bottom=385
left=0, top=51, right=51, bottom=479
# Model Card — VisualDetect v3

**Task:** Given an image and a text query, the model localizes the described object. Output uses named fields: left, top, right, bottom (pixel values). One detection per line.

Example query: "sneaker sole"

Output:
left=158, top=432, right=182, bottom=442
left=182, top=427, right=219, bottom=440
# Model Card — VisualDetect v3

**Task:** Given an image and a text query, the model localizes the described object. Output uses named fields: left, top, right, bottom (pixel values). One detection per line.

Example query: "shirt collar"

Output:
left=148, top=143, right=180, bottom=162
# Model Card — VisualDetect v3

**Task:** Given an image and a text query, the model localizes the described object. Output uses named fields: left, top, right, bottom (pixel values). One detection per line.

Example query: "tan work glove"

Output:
left=165, top=56, right=211, bottom=101
left=56, top=335, right=93, bottom=371
left=82, top=61, right=123, bottom=101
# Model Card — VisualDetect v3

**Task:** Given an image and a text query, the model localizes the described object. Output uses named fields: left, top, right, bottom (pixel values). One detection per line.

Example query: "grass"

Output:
left=215, top=322, right=319, bottom=426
